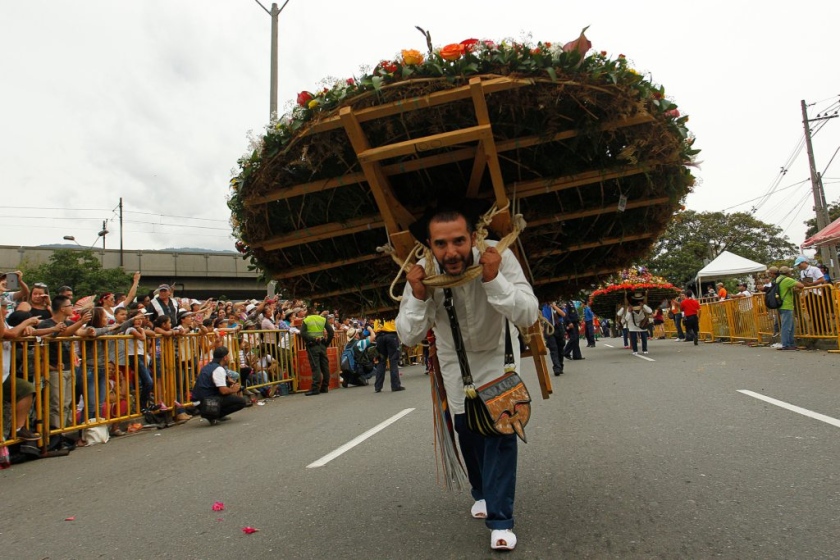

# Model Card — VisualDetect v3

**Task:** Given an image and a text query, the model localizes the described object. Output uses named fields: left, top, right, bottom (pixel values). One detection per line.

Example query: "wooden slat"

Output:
left=527, top=196, right=670, bottom=227
left=529, top=233, right=656, bottom=259
left=272, top=253, right=382, bottom=280
left=514, top=166, right=650, bottom=199
left=470, top=78, right=509, bottom=212
left=533, top=267, right=620, bottom=286
left=495, top=113, right=655, bottom=152
left=304, top=76, right=534, bottom=136
left=358, top=125, right=490, bottom=163
left=466, top=141, right=487, bottom=197
left=246, top=115, right=655, bottom=206
left=309, top=280, right=396, bottom=300
left=339, top=107, right=415, bottom=238
left=244, top=172, right=366, bottom=207
left=249, top=216, right=385, bottom=252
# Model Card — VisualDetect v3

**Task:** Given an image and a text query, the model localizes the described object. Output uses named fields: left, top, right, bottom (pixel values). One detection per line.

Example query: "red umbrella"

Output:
left=802, top=216, right=840, bottom=249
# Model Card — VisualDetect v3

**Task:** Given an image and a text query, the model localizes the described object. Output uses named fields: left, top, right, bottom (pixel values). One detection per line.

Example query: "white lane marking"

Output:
left=603, top=344, right=614, bottom=348
left=738, top=390, right=840, bottom=428
left=307, top=408, right=415, bottom=468
left=634, top=353, right=655, bottom=362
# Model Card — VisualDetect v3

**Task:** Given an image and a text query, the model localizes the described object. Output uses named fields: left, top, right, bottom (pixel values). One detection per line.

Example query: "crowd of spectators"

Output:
left=1, top=269, right=389, bottom=467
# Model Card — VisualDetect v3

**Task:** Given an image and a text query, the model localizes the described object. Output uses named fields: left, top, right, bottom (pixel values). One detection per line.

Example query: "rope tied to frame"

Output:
left=377, top=203, right=526, bottom=302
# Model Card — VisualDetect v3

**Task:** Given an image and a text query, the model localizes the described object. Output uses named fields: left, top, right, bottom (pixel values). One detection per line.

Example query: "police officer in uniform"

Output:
left=302, top=307, right=334, bottom=396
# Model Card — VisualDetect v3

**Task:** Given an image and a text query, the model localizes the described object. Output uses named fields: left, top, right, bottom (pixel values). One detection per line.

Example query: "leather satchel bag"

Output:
left=443, top=289, right=532, bottom=442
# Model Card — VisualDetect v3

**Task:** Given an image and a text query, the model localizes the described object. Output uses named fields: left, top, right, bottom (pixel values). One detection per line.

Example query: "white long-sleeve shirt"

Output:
left=396, top=241, right=538, bottom=414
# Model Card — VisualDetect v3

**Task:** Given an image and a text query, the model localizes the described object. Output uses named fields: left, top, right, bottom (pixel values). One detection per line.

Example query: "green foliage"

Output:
left=804, top=198, right=840, bottom=238
left=648, top=211, right=798, bottom=286
left=22, top=250, right=135, bottom=297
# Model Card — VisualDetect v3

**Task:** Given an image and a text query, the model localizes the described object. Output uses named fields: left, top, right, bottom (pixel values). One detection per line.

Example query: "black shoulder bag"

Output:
left=443, top=288, right=532, bottom=442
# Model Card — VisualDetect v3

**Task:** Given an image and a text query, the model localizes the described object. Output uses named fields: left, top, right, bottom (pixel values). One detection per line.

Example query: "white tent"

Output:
left=695, top=250, right=767, bottom=288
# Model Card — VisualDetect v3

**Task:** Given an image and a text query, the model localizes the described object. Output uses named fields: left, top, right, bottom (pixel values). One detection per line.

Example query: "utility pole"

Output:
left=119, top=197, right=124, bottom=268
left=801, top=99, right=840, bottom=279
left=254, top=0, right=291, bottom=120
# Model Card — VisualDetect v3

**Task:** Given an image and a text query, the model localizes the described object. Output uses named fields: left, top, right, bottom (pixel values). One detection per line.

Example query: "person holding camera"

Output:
left=191, top=346, right=246, bottom=425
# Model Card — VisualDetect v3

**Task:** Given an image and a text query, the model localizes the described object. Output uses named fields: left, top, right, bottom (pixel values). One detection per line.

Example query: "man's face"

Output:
left=428, top=216, right=475, bottom=276
left=159, top=289, right=170, bottom=300
left=797, top=262, right=808, bottom=271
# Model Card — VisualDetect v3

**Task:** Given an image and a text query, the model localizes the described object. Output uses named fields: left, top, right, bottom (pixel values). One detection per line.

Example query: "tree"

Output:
left=22, top=250, right=135, bottom=297
left=803, top=198, right=840, bottom=238
left=648, top=210, right=798, bottom=286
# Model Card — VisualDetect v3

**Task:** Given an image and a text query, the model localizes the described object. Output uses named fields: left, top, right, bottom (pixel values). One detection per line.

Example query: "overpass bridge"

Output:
left=0, top=245, right=269, bottom=300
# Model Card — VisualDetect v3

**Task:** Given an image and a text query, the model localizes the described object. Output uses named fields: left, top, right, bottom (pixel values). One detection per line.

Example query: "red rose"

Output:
left=346, top=78, right=355, bottom=85
left=665, top=109, right=680, bottom=118
left=297, top=91, right=313, bottom=106
left=460, top=38, right=479, bottom=52
left=482, top=40, right=497, bottom=49
left=379, top=60, right=398, bottom=73
left=440, top=43, right=465, bottom=61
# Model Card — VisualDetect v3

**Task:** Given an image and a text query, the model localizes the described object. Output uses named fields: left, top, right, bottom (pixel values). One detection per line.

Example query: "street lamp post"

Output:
left=254, top=0, right=291, bottom=119
left=63, top=235, right=82, bottom=247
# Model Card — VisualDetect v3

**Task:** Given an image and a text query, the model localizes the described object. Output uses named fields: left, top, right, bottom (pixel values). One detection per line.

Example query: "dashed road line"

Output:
left=738, top=390, right=840, bottom=428
left=307, top=408, right=416, bottom=468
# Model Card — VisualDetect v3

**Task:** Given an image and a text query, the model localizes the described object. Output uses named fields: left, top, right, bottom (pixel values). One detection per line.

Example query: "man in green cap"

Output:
left=302, top=306, right=334, bottom=395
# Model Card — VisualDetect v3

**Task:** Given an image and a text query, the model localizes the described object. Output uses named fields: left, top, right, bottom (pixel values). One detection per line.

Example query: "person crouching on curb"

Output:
left=191, top=346, right=246, bottom=425
left=396, top=203, right=538, bottom=551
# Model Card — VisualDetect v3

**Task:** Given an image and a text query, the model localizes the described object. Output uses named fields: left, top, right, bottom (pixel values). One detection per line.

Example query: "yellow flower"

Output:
left=308, top=99, right=320, bottom=110
left=401, top=49, right=424, bottom=65
left=627, top=68, right=638, bottom=75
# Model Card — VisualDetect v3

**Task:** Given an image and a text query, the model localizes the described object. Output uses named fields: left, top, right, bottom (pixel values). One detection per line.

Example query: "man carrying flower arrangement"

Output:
left=396, top=203, right=538, bottom=552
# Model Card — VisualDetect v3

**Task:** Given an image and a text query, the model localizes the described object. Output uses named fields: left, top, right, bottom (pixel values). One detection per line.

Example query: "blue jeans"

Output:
left=779, top=309, right=795, bottom=348
left=78, top=365, right=107, bottom=418
left=454, top=413, right=517, bottom=530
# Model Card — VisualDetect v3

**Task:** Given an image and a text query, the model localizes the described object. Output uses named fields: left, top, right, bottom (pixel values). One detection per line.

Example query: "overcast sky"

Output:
left=2, top=1, right=839, bottom=258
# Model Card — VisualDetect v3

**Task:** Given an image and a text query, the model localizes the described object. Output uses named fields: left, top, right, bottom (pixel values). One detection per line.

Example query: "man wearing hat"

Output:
left=396, top=203, right=538, bottom=551
left=794, top=256, right=828, bottom=334
left=149, top=284, right=179, bottom=325
left=768, top=266, right=804, bottom=350
left=191, top=346, right=246, bottom=424
left=301, top=306, right=334, bottom=395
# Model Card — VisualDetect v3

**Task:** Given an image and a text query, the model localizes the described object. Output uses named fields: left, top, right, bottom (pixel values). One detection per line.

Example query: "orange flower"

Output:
left=401, top=49, right=424, bottom=65
left=440, top=43, right=464, bottom=61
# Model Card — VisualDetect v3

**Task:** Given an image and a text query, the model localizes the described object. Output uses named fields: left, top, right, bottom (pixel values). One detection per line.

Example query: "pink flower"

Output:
left=346, top=78, right=355, bottom=85
left=212, top=501, right=225, bottom=512
left=242, top=527, right=259, bottom=534
left=665, top=109, right=681, bottom=118
left=562, top=28, right=591, bottom=56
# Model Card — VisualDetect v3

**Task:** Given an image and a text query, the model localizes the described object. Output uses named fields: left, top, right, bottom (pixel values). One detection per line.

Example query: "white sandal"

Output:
left=470, top=499, right=487, bottom=519
left=491, top=529, right=517, bottom=551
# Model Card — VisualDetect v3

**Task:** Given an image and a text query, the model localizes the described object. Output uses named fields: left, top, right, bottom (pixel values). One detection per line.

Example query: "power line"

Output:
left=721, top=178, right=810, bottom=212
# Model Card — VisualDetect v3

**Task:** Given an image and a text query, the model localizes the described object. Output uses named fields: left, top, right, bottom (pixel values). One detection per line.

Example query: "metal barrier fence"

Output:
left=662, top=284, right=840, bottom=347
left=1, top=328, right=347, bottom=451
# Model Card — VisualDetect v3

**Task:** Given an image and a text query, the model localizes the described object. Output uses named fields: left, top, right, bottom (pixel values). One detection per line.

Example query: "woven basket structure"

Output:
left=229, top=36, right=697, bottom=315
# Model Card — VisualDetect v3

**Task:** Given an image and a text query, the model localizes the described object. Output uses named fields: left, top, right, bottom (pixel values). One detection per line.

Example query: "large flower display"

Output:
left=229, top=30, right=698, bottom=314
left=588, top=267, right=682, bottom=318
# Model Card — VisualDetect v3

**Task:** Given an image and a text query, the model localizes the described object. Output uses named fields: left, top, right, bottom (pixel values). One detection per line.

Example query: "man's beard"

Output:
left=437, top=252, right=473, bottom=276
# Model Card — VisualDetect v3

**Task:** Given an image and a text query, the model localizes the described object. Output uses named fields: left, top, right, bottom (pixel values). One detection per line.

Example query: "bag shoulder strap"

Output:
left=443, top=288, right=514, bottom=388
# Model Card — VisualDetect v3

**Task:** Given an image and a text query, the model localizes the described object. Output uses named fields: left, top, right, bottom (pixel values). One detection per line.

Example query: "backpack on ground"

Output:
left=765, top=279, right=783, bottom=309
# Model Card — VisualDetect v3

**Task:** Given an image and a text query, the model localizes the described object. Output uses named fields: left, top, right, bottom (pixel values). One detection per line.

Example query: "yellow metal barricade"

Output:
left=795, top=284, right=839, bottom=340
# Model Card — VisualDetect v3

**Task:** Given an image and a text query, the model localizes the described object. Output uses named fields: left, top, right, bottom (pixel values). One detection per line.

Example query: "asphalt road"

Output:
left=2, top=337, right=839, bottom=559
